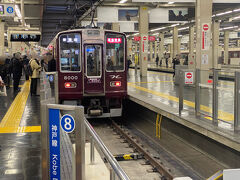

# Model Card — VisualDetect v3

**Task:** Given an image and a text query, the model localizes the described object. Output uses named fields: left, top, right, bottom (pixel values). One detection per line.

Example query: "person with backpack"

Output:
left=30, top=55, right=41, bottom=96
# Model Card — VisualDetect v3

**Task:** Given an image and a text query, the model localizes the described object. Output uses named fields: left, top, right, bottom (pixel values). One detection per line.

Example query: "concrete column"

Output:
left=112, top=23, right=119, bottom=32
left=170, top=44, right=173, bottom=60
left=127, top=39, right=133, bottom=59
left=189, top=26, right=195, bottom=69
left=139, top=6, right=148, bottom=77
left=154, top=40, right=157, bottom=60
left=173, top=27, right=178, bottom=58
left=150, top=41, right=153, bottom=62
left=195, top=0, right=213, bottom=83
left=224, top=31, right=229, bottom=65
left=237, top=40, right=240, bottom=47
left=158, top=33, right=164, bottom=60
left=177, top=37, right=182, bottom=55
left=0, top=22, right=5, bottom=56
left=212, top=21, right=220, bottom=68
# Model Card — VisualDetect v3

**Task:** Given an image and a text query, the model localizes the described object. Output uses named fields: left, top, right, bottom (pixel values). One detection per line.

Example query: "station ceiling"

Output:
left=2, top=0, right=240, bottom=47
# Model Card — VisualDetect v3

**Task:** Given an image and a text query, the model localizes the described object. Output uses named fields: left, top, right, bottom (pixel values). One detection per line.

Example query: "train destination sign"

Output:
left=10, top=34, right=41, bottom=42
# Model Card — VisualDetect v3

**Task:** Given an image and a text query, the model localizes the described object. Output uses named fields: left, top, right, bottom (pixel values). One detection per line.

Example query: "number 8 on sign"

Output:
left=61, top=114, right=75, bottom=133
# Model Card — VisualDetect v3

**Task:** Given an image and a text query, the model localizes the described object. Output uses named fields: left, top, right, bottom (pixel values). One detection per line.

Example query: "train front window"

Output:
left=85, top=45, right=102, bottom=77
left=105, top=33, right=125, bottom=72
left=59, top=33, right=81, bottom=72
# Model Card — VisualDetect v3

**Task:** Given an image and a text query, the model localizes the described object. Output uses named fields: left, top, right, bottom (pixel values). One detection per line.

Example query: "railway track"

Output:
left=89, top=118, right=202, bottom=180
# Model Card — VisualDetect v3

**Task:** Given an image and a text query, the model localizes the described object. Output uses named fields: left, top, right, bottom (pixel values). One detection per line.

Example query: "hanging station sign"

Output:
left=10, top=33, right=41, bottom=42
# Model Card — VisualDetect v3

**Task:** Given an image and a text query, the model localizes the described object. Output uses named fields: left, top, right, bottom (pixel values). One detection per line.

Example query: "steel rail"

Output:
left=111, top=121, right=174, bottom=180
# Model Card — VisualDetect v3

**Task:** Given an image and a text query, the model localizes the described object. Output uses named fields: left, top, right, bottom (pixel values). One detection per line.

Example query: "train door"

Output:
left=84, top=44, right=104, bottom=94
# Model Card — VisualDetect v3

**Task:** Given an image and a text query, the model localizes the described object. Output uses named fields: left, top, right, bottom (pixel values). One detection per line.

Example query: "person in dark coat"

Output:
left=47, top=53, right=56, bottom=72
left=22, top=55, right=30, bottom=80
left=12, top=52, right=23, bottom=92
left=155, top=55, right=159, bottom=66
left=172, top=54, right=180, bottom=77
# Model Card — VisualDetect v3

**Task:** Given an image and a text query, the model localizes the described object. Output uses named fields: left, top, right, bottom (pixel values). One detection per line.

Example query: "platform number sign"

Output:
left=61, top=114, right=75, bottom=133
left=7, top=6, right=13, bottom=14
left=185, top=72, right=194, bottom=84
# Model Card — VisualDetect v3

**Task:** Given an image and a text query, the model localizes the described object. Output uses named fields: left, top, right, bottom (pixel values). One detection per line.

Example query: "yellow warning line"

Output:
left=0, top=81, right=30, bottom=128
left=0, top=126, right=41, bottom=133
left=129, top=81, right=173, bottom=84
left=128, top=83, right=234, bottom=122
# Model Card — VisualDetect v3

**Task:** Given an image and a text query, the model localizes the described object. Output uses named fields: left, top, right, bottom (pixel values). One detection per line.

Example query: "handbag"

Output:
left=0, top=85, right=7, bottom=96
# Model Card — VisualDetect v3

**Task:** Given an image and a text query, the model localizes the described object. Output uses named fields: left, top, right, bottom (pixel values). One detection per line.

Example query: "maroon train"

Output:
left=53, top=29, right=127, bottom=118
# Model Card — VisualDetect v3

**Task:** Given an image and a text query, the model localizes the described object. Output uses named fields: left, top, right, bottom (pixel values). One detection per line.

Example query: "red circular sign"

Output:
left=186, top=73, right=192, bottom=79
left=143, top=36, right=147, bottom=40
left=203, top=24, right=209, bottom=31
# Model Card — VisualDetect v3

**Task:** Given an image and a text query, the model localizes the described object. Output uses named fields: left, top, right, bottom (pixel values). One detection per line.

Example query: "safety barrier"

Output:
left=40, top=71, right=130, bottom=180
left=178, top=68, right=240, bottom=132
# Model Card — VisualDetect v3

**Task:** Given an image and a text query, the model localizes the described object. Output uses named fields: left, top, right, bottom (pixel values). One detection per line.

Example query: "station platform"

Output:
left=0, top=79, right=41, bottom=179
left=127, top=69, right=240, bottom=152
left=130, top=63, right=239, bottom=81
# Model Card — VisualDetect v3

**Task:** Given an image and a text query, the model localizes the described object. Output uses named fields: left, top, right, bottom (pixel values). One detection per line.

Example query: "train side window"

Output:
left=105, top=33, right=125, bottom=72
left=59, top=33, right=81, bottom=72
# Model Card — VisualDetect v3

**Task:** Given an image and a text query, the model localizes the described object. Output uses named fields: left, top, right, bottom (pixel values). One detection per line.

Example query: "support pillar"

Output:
left=212, top=21, right=220, bottom=68
left=173, top=27, right=178, bottom=58
left=195, top=0, right=213, bottom=83
left=224, top=31, right=229, bottom=65
left=189, top=26, right=195, bottom=69
left=127, top=39, right=132, bottom=59
left=154, top=40, right=157, bottom=60
left=112, top=23, right=119, bottom=32
left=178, top=37, right=182, bottom=55
left=139, top=6, right=148, bottom=77
left=0, top=22, right=5, bottom=56
left=158, top=33, right=164, bottom=61
left=150, top=41, right=153, bottom=62
left=170, top=44, right=173, bottom=60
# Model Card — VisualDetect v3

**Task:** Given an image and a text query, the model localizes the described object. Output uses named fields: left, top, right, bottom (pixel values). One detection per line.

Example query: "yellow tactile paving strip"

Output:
left=128, top=83, right=234, bottom=122
left=0, top=81, right=41, bottom=133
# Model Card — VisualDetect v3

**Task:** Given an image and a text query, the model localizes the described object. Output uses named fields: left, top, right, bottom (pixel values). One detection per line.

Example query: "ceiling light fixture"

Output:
left=216, top=10, right=232, bottom=17
left=168, top=2, right=174, bottom=4
left=119, top=0, right=128, bottom=3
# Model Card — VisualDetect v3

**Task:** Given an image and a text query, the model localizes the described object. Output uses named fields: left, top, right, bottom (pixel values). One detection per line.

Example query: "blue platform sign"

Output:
left=7, top=6, right=14, bottom=14
left=49, top=109, right=61, bottom=180
left=49, top=75, right=54, bottom=82
left=61, top=114, right=75, bottom=133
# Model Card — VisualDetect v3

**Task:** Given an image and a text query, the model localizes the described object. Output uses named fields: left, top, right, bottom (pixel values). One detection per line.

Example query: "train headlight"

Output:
left=64, top=82, right=77, bottom=88
left=110, top=81, right=121, bottom=87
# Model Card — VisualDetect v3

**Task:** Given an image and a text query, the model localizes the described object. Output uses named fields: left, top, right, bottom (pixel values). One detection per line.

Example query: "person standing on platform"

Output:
left=4, top=56, right=11, bottom=88
left=12, top=52, right=23, bottom=92
left=172, top=54, right=180, bottom=77
left=155, top=55, right=159, bottom=67
left=47, top=53, right=56, bottom=72
left=164, top=53, right=169, bottom=68
left=30, top=55, right=41, bottom=96
left=22, top=55, right=30, bottom=80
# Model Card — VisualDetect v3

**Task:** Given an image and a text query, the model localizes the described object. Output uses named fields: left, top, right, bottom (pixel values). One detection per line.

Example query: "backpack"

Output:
left=26, top=63, right=33, bottom=76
